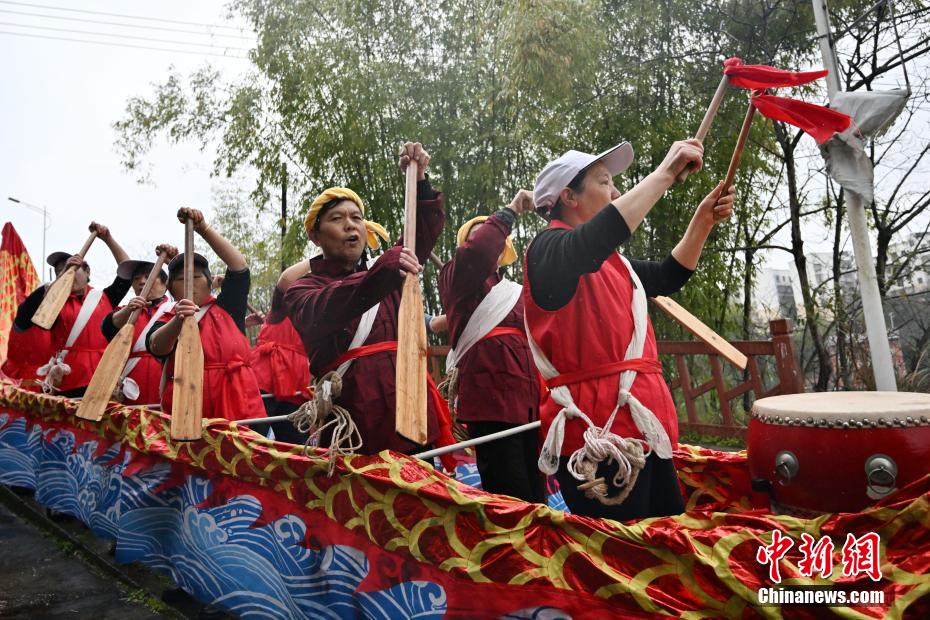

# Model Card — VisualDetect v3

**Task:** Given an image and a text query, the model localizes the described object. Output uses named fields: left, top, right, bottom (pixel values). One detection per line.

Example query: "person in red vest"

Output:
left=99, top=244, right=178, bottom=406
left=438, top=190, right=543, bottom=502
left=12, top=222, right=130, bottom=397
left=524, top=140, right=734, bottom=520
left=146, top=208, right=264, bottom=422
left=2, top=322, right=52, bottom=391
left=284, top=142, right=456, bottom=466
left=249, top=258, right=313, bottom=444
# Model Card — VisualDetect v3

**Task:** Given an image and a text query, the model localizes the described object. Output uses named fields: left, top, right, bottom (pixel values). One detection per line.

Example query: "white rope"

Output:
left=526, top=254, right=672, bottom=505
left=287, top=298, right=379, bottom=473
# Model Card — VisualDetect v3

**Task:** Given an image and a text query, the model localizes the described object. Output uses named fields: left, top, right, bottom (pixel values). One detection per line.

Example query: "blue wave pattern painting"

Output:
left=0, top=412, right=41, bottom=488
left=0, top=411, right=568, bottom=619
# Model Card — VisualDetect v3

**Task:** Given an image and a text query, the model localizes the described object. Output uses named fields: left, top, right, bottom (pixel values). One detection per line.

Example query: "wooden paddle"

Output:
left=721, top=99, right=757, bottom=192
left=676, top=75, right=730, bottom=183
left=170, top=220, right=205, bottom=441
left=32, top=232, right=97, bottom=329
left=76, top=252, right=168, bottom=421
left=395, top=160, right=428, bottom=444
left=650, top=296, right=747, bottom=369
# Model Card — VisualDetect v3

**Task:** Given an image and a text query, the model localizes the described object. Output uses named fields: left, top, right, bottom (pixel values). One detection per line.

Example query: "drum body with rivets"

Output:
left=748, top=392, right=930, bottom=514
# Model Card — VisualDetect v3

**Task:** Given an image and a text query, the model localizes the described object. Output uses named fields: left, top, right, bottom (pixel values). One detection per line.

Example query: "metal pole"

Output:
left=811, top=0, right=897, bottom=390
left=8, top=196, right=52, bottom=282
left=413, top=420, right=541, bottom=460
left=281, top=165, right=287, bottom=272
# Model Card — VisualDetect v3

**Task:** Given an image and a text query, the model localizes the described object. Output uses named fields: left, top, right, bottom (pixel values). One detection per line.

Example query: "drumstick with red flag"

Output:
left=721, top=90, right=850, bottom=191
left=678, top=58, right=832, bottom=182
left=717, top=58, right=850, bottom=191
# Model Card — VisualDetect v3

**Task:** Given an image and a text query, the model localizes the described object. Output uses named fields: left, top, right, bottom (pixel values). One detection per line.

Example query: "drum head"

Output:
left=752, top=392, right=930, bottom=428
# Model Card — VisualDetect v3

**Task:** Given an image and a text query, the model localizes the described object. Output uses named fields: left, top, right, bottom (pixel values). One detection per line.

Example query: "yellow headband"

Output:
left=303, top=187, right=390, bottom=250
left=456, top=216, right=517, bottom=267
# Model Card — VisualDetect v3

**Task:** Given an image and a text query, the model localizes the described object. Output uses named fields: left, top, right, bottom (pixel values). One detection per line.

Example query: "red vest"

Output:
left=50, top=287, right=113, bottom=392
left=523, top=220, right=679, bottom=456
left=2, top=326, right=53, bottom=389
left=160, top=300, right=264, bottom=421
left=119, top=297, right=169, bottom=406
left=249, top=317, right=311, bottom=403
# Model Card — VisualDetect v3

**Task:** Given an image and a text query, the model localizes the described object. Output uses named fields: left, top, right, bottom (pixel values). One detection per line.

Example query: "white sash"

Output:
left=526, top=253, right=673, bottom=483
left=157, top=302, right=214, bottom=398
left=118, top=299, right=172, bottom=400
left=36, top=288, right=105, bottom=391
left=445, top=278, right=522, bottom=370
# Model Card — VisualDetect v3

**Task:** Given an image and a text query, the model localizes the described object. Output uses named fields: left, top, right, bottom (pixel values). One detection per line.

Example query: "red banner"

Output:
left=0, top=222, right=40, bottom=363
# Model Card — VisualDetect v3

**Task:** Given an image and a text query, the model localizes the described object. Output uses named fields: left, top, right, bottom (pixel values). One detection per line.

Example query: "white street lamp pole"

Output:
left=7, top=196, right=52, bottom=282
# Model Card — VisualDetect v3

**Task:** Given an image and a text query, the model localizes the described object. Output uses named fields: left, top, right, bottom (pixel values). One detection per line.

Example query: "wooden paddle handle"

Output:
left=247, top=302, right=262, bottom=315
left=183, top=219, right=195, bottom=301
left=403, top=161, right=418, bottom=250
left=127, top=252, right=168, bottom=326
left=77, top=231, right=98, bottom=258
left=676, top=75, right=730, bottom=184
left=721, top=100, right=757, bottom=192
left=428, top=251, right=444, bottom=270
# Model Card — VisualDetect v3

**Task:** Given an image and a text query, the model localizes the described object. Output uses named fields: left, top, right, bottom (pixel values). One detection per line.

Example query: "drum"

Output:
left=748, top=392, right=930, bottom=515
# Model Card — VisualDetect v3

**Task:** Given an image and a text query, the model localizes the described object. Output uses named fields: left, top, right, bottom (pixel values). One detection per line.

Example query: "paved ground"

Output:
left=0, top=500, right=171, bottom=619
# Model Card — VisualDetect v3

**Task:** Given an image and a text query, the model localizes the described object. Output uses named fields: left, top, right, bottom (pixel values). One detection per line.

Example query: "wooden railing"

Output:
left=426, top=318, right=802, bottom=441
left=660, top=319, right=802, bottom=439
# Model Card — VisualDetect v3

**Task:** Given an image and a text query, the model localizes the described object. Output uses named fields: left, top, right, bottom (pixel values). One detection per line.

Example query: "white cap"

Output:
left=532, top=142, right=634, bottom=215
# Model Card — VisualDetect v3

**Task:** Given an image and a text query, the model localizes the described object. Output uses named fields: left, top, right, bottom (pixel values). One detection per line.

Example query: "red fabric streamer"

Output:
left=752, top=93, right=851, bottom=144
left=724, top=57, right=829, bottom=90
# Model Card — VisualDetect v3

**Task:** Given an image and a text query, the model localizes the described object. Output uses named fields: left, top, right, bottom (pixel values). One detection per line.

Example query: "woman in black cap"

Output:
left=146, top=208, right=264, bottom=422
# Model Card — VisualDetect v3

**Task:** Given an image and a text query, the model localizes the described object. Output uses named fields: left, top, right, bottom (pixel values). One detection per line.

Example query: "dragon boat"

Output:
left=1, top=379, right=928, bottom=619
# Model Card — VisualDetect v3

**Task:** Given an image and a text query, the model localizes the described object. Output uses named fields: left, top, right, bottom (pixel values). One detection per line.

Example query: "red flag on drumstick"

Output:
left=751, top=93, right=851, bottom=145
left=722, top=57, right=828, bottom=90
left=718, top=58, right=851, bottom=190
left=681, top=57, right=833, bottom=182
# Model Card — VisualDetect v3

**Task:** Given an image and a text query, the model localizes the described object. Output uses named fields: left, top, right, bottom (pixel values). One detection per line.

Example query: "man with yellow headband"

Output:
left=438, top=189, right=543, bottom=502
left=285, top=142, right=456, bottom=461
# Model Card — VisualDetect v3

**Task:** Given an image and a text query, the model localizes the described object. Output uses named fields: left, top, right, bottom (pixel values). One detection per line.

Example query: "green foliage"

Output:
left=113, top=0, right=816, bottom=331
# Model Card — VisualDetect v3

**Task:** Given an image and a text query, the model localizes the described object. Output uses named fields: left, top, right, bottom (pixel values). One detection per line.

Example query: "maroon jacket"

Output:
left=285, top=180, right=443, bottom=454
left=438, top=210, right=539, bottom=425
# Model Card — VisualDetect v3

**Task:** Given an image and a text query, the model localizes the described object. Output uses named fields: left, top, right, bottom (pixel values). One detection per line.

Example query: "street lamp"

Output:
left=7, top=196, right=52, bottom=282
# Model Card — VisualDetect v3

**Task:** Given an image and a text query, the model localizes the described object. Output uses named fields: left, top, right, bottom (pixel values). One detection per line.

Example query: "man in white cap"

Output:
left=523, top=140, right=734, bottom=520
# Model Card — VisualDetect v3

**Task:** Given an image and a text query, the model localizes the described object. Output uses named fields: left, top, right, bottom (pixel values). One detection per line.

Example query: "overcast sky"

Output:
left=1, top=0, right=252, bottom=286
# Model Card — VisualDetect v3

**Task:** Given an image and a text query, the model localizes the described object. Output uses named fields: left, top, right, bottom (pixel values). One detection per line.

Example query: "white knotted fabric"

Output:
left=117, top=300, right=173, bottom=401
left=36, top=288, right=105, bottom=393
left=526, top=253, right=672, bottom=504
left=445, top=278, right=522, bottom=371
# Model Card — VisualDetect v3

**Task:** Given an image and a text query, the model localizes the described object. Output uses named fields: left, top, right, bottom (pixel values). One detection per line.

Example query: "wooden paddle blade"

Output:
left=395, top=273, right=428, bottom=444
left=170, top=318, right=204, bottom=441
left=31, top=268, right=75, bottom=329
left=651, top=295, right=748, bottom=369
left=75, top=323, right=135, bottom=421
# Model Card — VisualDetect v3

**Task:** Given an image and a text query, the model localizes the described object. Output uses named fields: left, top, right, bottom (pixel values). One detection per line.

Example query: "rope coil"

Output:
left=288, top=371, right=362, bottom=475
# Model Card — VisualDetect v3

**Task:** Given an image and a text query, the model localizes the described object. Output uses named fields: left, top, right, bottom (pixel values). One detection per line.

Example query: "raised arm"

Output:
left=177, top=207, right=247, bottom=272
left=90, top=221, right=130, bottom=265
left=398, top=142, right=445, bottom=264
left=609, top=140, right=704, bottom=232
left=285, top=247, right=406, bottom=341
left=277, top=258, right=312, bottom=291
left=670, top=183, right=734, bottom=270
